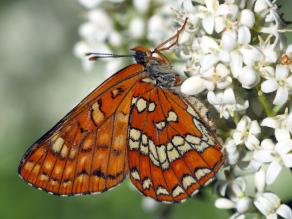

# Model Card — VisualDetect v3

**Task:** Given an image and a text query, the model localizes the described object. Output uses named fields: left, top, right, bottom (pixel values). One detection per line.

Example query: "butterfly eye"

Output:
left=134, top=51, right=148, bottom=65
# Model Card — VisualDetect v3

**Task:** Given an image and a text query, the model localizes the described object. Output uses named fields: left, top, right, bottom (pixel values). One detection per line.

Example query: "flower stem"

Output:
left=272, top=105, right=283, bottom=116
left=256, top=86, right=273, bottom=117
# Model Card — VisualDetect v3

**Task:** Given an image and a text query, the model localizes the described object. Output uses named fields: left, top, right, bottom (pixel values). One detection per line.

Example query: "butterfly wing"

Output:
left=127, top=78, right=224, bottom=203
left=18, top=64, right=145, bottom=196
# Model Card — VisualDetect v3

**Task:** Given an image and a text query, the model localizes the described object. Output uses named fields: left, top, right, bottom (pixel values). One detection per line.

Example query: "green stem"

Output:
left=233, top=112, right=240, bottom=124
left=256, top=86, right=273, bottom=117
left=272, top=105, right=283, bottom=116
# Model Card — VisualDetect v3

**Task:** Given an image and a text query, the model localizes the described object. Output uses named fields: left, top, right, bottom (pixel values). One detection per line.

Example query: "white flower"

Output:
left=233, top=116, right=261, bottom=150
left=254, top=192, right=292, bottom=219
left=224, top=138, right=240, bottom=166
left=129, top=17, right=145, bottom=39
left=215, top=177, right=252, bottom=218
left=253, top=139, right=292, bottom=184
left=79, top=0, right=102, bottom=9
left=261, top=65, right=292, bottom=106
left=181, top=63, right=232, bottom=95
left=261, top=108, right=292, bottom=141
left=141, top=197, right=159, bottom=212
left=207, top=88, right=249, bottom=119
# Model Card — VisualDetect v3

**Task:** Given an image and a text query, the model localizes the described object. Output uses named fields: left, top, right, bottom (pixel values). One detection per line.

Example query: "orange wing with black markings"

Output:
left=18, top=64, right=145, bottom=196
left=127, top=78, right=224, bottom=203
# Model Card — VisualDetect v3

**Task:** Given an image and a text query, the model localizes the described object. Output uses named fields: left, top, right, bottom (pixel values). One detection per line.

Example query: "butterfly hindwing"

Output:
left=128, top=78, right=224, bottom=203
left=18, top=64, right=145, bottom=196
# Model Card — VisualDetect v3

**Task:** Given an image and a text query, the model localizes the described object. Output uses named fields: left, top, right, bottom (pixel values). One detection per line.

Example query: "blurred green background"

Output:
left=1, top=0, right=292, bottom=219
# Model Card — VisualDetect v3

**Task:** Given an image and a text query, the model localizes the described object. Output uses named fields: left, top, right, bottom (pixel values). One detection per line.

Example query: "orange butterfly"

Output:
left=18, top=18, right=224, bottom=203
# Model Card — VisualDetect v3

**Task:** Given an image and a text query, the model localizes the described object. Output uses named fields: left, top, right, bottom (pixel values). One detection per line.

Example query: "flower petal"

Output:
left=238, top=66, right=259, bottom=89
left=238, top=26, right=251, bottom=45
left=277, top=204, right=292, bottom=219
left=275, top=140, right=292, bottom=155
left=261, top=79, right=278, bottom=93
left=221, top=30, right=237, bottom=51
left=223, top=88, right=236, bottom=104
left=181, top=76, right=206, bottom=95
left=266, top=160, right=282, bottom=185
left=215, top=198, right=235, bottom=209
left=273, top=87, right=288, bottom=106
left=230, top=51, right=243, bottom=78
left=200, top=54, right=219, bottom=72
left=261, top=117, right=277, bottom=128
left=275, top=128, right=291, bottom=142
left=282, top=154, right=292, bottom=168
left=202, top=15, right=214, bottom=34
left=275, top=65, right=289, bottom=80
left=239, top=9, right=255, bottom=28
left=255, top=168, right=266, bottom=193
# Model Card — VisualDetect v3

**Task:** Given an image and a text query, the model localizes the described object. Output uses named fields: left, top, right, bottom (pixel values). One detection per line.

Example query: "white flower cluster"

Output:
left=176, top=0, right=292, bottom=218
left=74, top=0, right=178, bottom=75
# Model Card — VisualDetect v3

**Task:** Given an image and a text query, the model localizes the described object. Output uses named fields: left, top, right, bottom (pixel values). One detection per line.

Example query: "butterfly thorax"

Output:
left=132, top=46, right=182, bottom=89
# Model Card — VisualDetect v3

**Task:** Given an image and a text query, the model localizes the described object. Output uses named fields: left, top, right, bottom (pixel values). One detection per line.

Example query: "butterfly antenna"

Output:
left=85, top=52, right=135, bottom=61
left=154, top=17, right=188, bottom=53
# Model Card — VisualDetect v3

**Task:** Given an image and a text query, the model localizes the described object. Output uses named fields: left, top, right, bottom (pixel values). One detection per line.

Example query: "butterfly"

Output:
left=18, top=18, right=224, bottom=203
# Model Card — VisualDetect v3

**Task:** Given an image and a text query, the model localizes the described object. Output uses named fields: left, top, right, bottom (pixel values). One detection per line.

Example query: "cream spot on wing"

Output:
left=167, top=111, right=178, bottom=122
left=39, top=174, right=49, bottom=181
left=60, top=144, right=69, bottom=158
left=91, top=102, right=105, bottom=125
left=157, top=186, right=169, bottom=196
left=142, top=134, right=148, bottom=145
left=141, top=77, right=156, bottom=85
left=148, top=102, right=156, bottom=112
left=149, top=139, right=158, bottom=160
left=52, top=137, right=64, bottom=153
left=129, top=139, right=139, bottom=150
left=186, top=105, right=199, bottom=118
left=129, top=128, right=141, bottom=141
left=136, top=98, right=147, bottom=112
left=131, top=97, right=138, bottom=105
left=182, top=175, right=196, bottom=189
left=131, top=169, right=140, bottom=181
left=167, top=143, right=180, bottom=162
left=177, top=142, right=192, bottom=154
left=172, top=136, right=184, bottom=146
left=157, top=145, right=167, bottom=163
left=142, top=178, right=152, bottom=189
left=193, top=141, right=209, bottom=152
left=157, top=145, right=169, bottom=169
left=69, top=148, right=77, bottom=159
left=111, top=88, right=123, bottom=98
left=140, top=141, right=148, bottom=155
left=185, top=135, right=201, bottom=144
left=155, top=121, right=166, bottom=130
left=23, top=161, right=34, bottom=171
left=172, top=185, right=184, bottom=197
left=116, top=112, right=129, bottom=123
left=195, top=168, right=211, bottom=179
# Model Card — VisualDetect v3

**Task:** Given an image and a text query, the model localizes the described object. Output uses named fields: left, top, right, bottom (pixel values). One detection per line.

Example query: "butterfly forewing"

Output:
left=127, top=78, right=224, bottom=203
left=18, top=64, right=145, bottom=195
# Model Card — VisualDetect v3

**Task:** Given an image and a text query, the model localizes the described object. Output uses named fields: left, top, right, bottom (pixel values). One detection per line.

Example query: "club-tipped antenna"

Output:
left=85, top=52, right=135, bottom=61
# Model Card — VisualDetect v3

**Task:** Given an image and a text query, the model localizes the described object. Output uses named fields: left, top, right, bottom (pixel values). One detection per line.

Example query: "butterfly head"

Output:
left=131, top=46, right=170, bottom=66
